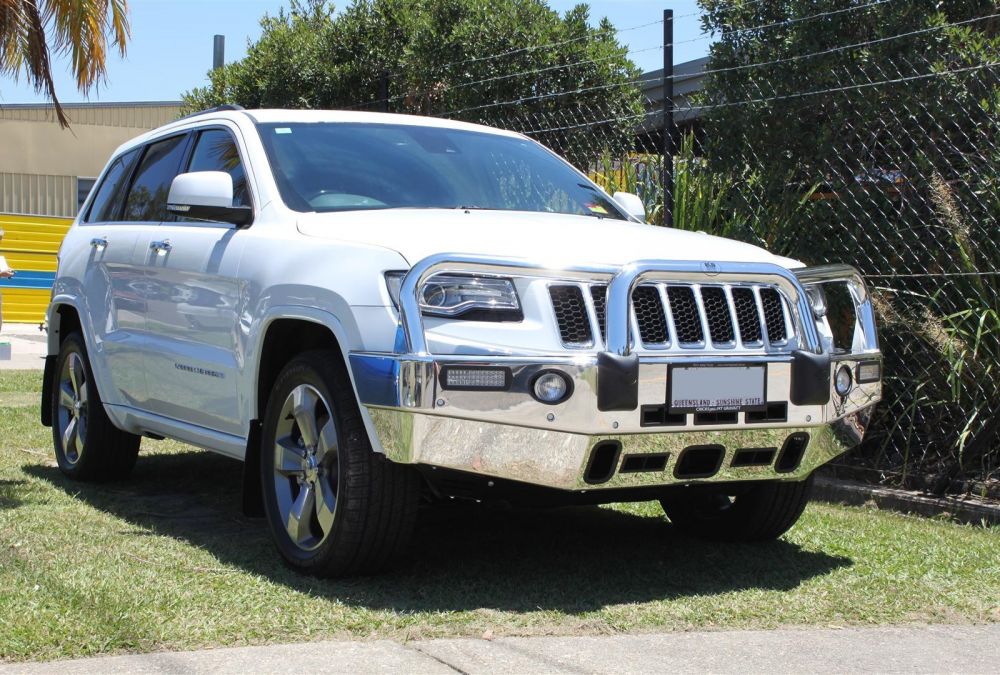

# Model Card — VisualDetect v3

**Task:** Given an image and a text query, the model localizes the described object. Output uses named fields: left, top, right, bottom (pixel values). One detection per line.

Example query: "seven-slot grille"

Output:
left=548, top=283, right=791, bottom=350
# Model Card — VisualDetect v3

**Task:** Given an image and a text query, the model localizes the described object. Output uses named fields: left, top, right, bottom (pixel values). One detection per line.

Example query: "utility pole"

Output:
left=213, top=35, right=225, bottom=71
left=662, top=9, right=674, bottom=227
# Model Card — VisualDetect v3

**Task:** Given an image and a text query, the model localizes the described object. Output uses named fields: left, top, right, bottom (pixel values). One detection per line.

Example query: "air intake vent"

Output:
left=760, top=288, right=788, bottom=343
left=590, top=285, right=607, bottom=341
left=701, top=287, right=735, bottom=344
left=549, top=285, right=592, bottom=345
left=667, top=286, right=704, bottom=344
left=731, top=287, right=763, bottom=343
left=633, top=286, right=668, bottom=345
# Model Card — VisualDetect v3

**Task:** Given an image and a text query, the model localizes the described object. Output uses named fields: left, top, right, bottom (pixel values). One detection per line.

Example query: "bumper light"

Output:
left=856, top=361, right=881, bottom=383
left=834, top=365, right=853, bottom=397
left=441, top=366, right=511, bottom=391
left=532, top=371, right=572, bottom=404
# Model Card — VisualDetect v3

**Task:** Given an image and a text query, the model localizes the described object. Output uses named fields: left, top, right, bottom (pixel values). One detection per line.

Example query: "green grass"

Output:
left=1, top=370, right=998, bottom=662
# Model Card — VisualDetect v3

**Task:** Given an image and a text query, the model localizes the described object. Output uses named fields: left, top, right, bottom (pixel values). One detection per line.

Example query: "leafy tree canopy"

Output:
left=183, top=0, right=645, bottom=164
left=0, top=0, right=130, bottom=126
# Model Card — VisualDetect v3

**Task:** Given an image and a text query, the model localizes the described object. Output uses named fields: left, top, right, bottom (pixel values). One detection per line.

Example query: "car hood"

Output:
left=296, top=209, right=803, bottom=269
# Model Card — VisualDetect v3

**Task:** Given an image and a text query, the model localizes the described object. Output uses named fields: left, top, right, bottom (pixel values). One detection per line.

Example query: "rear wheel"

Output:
left=260, top=349, right=420, bottom=577
left=51, top=332, right=140, bottom=481
left=660, top=475, right=814, bottom=542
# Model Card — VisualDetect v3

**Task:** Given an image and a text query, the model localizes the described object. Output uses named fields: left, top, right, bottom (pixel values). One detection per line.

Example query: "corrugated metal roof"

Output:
left=0, top=101, right=183, bottom=128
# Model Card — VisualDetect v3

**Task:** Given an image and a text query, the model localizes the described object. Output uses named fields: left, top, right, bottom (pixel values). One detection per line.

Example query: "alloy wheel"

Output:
left=56, top=352, right=89, bottom=465
left=271, top=384, right=340, bottom=551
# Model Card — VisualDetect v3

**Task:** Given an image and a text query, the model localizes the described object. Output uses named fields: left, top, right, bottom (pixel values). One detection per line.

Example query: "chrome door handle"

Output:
left=90, top=237, right=108, bottom=250
left=150, top=239, right=172, bottom=254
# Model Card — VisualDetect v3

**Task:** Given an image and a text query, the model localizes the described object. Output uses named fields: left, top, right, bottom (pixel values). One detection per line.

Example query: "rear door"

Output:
left=77, top=147, right=148, bottom=407
left=135, top=126, right=252, bottom=436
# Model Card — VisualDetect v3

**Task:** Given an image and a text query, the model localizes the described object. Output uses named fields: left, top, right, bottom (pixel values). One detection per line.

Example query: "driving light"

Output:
left=805, top=285, right=828, bottom=319
left=441, top=366, right=511, bottom=391
left=532, top=371, right=571, bottom=404
left=835, top=365, right=853, bottom=397
left=856, top=361, right=881, bottom=383
left=384, top=272, right=521, bottom=320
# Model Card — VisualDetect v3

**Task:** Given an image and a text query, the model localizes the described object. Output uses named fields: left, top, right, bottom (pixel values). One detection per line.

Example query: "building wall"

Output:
left=0, top=101, right=183, bottom=217
left=0, top=101, right=181, bottom=322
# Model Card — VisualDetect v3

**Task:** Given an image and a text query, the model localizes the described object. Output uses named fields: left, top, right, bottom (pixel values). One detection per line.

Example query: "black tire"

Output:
left=660, top=475, right=814, bottom=542
left=260, top=349, right=420, bottom=577
left=51, top=332, right=140, bottom=481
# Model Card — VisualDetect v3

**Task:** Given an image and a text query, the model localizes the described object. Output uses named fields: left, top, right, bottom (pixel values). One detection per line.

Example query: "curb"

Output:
left=813, top=477, right=999, bottom=526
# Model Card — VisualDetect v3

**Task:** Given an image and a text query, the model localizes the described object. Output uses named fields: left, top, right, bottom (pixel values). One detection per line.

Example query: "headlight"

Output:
left=805, top=285, right=828, bottom=319
left=384, top=272, right=522, bottom=321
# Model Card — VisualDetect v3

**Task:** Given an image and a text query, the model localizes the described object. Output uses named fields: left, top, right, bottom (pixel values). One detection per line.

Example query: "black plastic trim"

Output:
left=674, top=444, right=726, bottom=479
left=584, top=440, right=621, bottom=485
left=40, top=354, right=57, bottom=427
left=790, top=350, right=832, bottom=406
left=597, top=352, right=639, bottom=412
left=776, top=433, right=810, bottom=473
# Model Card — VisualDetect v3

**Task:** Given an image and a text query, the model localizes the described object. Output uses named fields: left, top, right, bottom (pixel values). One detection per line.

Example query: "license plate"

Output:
left=669, top=364, right=767, bottom=413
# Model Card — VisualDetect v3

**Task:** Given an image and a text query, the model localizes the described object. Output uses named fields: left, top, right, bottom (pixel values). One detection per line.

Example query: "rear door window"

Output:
left=84, top=148, right=141, bottom=223
left=122, top=135, right=189, bottom=221
left=187, top=129, right=251, bottom=207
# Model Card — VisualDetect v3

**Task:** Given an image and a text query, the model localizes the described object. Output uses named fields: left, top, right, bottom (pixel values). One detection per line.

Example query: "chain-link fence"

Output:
left=351, top=2, right=999, bottom=494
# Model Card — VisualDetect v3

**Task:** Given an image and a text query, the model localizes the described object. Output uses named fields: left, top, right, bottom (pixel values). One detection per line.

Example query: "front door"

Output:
left=133, top=127, right=253, bottom=436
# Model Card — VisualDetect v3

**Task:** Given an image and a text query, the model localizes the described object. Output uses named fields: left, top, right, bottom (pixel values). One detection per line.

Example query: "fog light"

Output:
left=441, top=367, right=510, bottom=391
left=856, top=361, right=881, bottom=383
left=835, top=365, right=853, bottom=397
left=532, top=371, right=571, bottom=404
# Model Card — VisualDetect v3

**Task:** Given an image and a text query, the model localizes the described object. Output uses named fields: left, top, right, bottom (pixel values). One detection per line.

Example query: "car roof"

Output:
left=113, top=108, right=525, bottom=157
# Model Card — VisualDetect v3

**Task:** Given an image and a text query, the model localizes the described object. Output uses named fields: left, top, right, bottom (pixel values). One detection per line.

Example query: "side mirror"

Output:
left=613, top=192, right=646, bottom=221
left=167, top=171, right=252, bottom=227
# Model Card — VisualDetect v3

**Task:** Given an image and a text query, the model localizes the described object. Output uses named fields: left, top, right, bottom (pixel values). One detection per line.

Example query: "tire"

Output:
left=259, top=349, right=420, bottom=577
left=51, top=332, right=140, bottom=481
left=660, top=475, right=814, bottom=542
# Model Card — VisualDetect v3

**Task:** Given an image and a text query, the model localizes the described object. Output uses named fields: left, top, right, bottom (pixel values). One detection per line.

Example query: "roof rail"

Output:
left=175, top=103, right=246, bottom=122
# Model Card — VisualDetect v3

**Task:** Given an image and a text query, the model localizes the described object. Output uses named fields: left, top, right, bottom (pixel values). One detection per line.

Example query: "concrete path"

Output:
left=4, top=624, right=999, bottom=674
left=0, top=322, right=47, bottom=371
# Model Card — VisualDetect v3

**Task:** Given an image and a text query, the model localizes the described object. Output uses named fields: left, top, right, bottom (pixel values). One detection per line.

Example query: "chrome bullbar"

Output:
left=349, top=254, right=882, bottom=491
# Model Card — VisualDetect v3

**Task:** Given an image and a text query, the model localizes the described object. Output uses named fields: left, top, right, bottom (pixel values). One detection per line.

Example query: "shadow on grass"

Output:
left=24, top=450, right=851, bottom=613
left=0, top=479, right=28, bottom=510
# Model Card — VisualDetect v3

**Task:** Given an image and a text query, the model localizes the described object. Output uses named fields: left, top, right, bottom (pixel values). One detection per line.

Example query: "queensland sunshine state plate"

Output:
left=669, top=364, right=767, bottom=413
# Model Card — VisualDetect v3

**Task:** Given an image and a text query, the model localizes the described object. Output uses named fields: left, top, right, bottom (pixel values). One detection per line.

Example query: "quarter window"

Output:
left=187, top=129, right=250, bottom=207
left=84, top=148, right=140, bottom=223
left=123, top=135, right=189, bottom=222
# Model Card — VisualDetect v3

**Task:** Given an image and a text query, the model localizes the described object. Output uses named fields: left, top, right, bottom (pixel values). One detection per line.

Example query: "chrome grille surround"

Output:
left=552, top=281, right=796, bottom=353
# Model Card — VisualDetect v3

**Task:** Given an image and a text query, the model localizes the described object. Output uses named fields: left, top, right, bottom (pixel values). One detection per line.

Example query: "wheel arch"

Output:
left=242, top=308, right=385, bottom=517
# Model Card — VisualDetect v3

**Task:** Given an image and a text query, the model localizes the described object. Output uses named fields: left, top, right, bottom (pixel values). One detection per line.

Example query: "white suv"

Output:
left=42, top=107, right=882, bottom=577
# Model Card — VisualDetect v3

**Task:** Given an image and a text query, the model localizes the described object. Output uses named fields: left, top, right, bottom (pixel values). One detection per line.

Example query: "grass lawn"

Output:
left=1, top=369, right=998, bottom=662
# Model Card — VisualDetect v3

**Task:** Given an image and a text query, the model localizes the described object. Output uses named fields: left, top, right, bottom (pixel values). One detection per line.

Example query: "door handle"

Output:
left=150, top=239, right=172, bottom=254
left=90, top=237, right=108, bottom=250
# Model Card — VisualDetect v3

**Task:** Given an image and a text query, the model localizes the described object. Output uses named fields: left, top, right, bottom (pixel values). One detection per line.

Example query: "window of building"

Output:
left=76, top=178, right=97, bottom=214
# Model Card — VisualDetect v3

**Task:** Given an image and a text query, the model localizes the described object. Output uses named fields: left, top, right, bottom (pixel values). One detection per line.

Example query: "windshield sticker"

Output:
left=586, top=203, right=609, bottom=215
left=275, top=128, right=292, bottom=134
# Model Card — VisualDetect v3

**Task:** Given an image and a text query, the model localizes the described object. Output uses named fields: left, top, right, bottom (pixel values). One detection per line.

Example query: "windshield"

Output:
left=256, top=122, right=628, bottom=220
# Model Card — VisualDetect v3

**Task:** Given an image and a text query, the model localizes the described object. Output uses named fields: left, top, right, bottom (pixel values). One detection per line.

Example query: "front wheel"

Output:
left=51, top=332, right=140, bottom=481
left=260, top=350, right=420, bottom=577
left=660, top=475, right=814, bottom=542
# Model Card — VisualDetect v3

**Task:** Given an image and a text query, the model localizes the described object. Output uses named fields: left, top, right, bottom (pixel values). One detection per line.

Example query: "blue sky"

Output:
left=0, top=0, right=711, bottom=105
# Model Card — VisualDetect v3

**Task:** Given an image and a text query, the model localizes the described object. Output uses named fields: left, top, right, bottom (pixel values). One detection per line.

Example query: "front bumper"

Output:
left=350, top=256, right=881, bottom=492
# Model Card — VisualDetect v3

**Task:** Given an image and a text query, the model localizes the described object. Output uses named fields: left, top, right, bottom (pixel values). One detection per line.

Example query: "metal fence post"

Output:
left=662, top=9, right=674, bottom=228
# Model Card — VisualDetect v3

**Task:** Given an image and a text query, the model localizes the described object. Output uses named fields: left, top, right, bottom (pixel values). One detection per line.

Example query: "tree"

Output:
left=0, top=0, right=130, bottom=126
left=695, top=0, right=1000, bottom=489
left=183, top=0, right=645, bottom=166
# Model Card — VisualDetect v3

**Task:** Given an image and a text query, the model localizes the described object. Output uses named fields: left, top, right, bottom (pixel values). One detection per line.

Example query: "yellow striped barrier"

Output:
left=0, top=213, right=73, bottom=324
